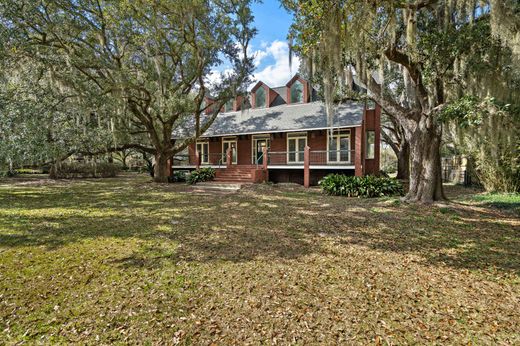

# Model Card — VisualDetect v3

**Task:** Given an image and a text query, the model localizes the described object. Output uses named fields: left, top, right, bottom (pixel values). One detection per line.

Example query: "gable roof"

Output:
left=173, top=101, right=365, bottom=138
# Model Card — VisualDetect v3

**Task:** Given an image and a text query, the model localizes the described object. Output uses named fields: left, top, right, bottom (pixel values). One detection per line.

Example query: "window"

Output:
left=328, top=130, right=351, bottom=163
left=255, top=87, right=266, bottom=108
left=224, top=100, right=234, bottom=112
left=290, top=80, right=304, bottom=103
left=196, top=141, right=209, bottom=164
left=366, top=131, right=375, bottom=159
left=287, top=133, right=307, bottom=163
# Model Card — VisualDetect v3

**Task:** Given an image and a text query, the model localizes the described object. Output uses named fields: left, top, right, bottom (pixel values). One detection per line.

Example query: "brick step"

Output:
left=215, top=172, right=253, bottom=176
left=214, top=178, right=253, bottom=183
left=216, top=177, right=252, bottom=181
left=217, top=166, right=257, bottom=169
left=216, top=172, right=252, bottom=176
left=217, top=169, right=256, bottom=174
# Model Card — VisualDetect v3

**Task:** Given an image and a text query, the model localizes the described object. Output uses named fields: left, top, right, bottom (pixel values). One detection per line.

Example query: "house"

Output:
left=171, top=75, right=381, bottom=186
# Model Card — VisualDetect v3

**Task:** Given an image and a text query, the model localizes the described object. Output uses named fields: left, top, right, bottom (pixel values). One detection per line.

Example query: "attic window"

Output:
left=290, top=80, right=304, bottom=103
left=224, top=100, right=233, bottom=112
left=255, top=87, right=266, bottom=108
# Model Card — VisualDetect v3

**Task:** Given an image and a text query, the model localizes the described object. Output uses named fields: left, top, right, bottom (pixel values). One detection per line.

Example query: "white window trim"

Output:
left=286, top=134, right=307, bottom=163
left=196, top=140, right=209, bottom=164
left=251, top=135, right=270, bottom=164
left=326, top=130, right=351, bottom=163
left=222, top=138, right=238, bottom=164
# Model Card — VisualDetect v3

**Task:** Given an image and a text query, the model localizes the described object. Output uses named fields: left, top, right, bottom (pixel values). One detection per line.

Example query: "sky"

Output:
left=249, top=0, right=300, bottom=87
left=207, top=0, right=299, bottom=89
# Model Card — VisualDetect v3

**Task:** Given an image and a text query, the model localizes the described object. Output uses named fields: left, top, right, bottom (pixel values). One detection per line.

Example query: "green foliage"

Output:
left=16, top=168, right=42, bottom=174
left=0, top=169, right=18, bottom=177
left=319, top=174, right=403, bottom=197
left=1, top=168, right=43, bottom=176
left=51, top=162, right=120, bottom=179
left=0, top=0, right=255, bottom=181
left=443, top=97, right=520, bottom=193
left=186, top=167, right=216, bottom=185
left=169, top=170, right=188, bottom=183
left=469, top=193, right=520, bottom=215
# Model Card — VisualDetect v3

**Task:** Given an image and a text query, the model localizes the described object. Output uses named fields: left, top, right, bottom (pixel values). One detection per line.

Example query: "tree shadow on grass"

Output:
left=1, top=178, right=518, bottom=275
left=322, top=199, right=520, bottom=275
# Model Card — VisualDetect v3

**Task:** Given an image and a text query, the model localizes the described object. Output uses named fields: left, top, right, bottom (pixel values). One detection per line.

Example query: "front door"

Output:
left=255, top=139, right=268, bottom=164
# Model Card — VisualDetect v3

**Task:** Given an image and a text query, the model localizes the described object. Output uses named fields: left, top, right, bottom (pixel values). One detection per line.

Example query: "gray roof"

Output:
left=174, top=101, right=365, bottom=138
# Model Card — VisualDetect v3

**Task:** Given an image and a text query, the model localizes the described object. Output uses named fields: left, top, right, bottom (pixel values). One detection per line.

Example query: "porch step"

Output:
left=215, top=167, right=255, bottom=183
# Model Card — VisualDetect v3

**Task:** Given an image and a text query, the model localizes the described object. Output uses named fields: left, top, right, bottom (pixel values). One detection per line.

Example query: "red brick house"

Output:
left=172, top=75, right=381, bottom=186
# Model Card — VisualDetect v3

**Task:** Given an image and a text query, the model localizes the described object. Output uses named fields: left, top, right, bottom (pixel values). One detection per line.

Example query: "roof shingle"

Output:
left=173, top=101, right=365, bottom=138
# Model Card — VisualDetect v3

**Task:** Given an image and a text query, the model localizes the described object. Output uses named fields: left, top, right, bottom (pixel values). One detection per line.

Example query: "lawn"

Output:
left=0, top=174, right=519, bottom=344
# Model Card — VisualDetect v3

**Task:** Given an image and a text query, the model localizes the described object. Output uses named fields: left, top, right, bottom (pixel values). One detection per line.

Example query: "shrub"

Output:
left=0, top=170, right=18, bottom=177
left=50, top=162, right=120, bottom=179
left=319, top=174, right=404, bottom=197
left=168, top=170, right=188, bottom=183
left=186, top=167, right=215, bottom=185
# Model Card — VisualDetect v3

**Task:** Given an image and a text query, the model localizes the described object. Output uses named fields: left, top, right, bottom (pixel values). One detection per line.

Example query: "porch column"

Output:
left=262, top=146, right=269, bottom=182
left=226, top=148, right=232, bottom=169
left=195, top=152, right=201, bottom=170
left=304, top=145, right=310, bottom=188
left=355, top=126, right=363, bottom=176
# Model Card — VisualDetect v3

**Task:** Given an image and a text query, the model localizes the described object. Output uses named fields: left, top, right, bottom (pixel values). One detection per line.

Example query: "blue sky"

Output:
left=207, top=1, right=299, bottom=89
left=249, top=0, right=299, bottom=87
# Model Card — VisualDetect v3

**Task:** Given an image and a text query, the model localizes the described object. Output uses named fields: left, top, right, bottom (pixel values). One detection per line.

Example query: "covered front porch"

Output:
left=170, top=127, right=366, bottom=186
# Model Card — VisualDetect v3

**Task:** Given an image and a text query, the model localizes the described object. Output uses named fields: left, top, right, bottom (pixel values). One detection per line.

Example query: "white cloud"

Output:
left=204, top=68, right=234, bottom=89
left=204, top=40, right=301, bottom=91
left=252, top=40, right=300, bottom=88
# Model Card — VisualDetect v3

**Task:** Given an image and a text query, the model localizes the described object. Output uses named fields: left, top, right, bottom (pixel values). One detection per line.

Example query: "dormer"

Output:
left=250, top=81, right=277, bottom=108
left=234, top=95, right=244, bottom=111
left=221, top=99, right=234, bottom=113
left=202, top=96, right=215, bottom=115
left=219, top=95, right=246, bottom=112
left=286, top=74, right=310, bottom=104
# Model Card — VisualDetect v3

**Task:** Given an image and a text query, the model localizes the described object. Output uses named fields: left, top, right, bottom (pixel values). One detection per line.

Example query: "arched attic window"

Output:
left=290, top=80, right=304, bottom=103
left=255, top=87, right=266, bottom=108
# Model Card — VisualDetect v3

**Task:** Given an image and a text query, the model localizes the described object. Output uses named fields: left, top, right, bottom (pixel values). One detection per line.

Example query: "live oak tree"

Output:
left=284, top=0, right=517, bottom=203
left=381, top=115, right=410, bottom=180
left=0, top=54, right=118, bottom=172
left=1, top=0, right=255, bottom=182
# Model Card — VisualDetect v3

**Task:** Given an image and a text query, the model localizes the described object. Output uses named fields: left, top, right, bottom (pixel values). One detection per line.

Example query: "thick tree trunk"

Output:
left=403, top=117, right=446, bottom=203
left=396, top=140, right=410, bottom=180
left=153, top=152, right=170, bottom=183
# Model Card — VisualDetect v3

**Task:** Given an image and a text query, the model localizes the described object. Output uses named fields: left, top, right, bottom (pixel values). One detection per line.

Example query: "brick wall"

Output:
left=237, top=136, right=252, bottom=165
left=363, top=105, right=381, bottom=174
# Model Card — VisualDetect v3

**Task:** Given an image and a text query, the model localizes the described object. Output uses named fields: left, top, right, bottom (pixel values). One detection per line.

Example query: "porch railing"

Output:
left=172, top=149, right=355, bottom=167
left=267, top=150, right=355, bottom=166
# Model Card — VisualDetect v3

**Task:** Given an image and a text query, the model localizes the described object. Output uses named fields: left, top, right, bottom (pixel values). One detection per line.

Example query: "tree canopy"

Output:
left=284, top=0, right=520, bottom=200
left=0, top=0, right=256, bottom=181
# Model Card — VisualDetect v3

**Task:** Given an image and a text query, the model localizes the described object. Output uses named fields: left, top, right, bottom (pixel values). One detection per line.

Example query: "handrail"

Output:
left=267, top=149, right=355, bottom=165
left=255, top=152, right=264, bottom=169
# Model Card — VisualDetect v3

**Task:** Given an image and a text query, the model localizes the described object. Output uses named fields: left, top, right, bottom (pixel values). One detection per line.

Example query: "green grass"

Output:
left=468, top=192, right=520, bottom=215
left=0, top=174, right=519, bottom=344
